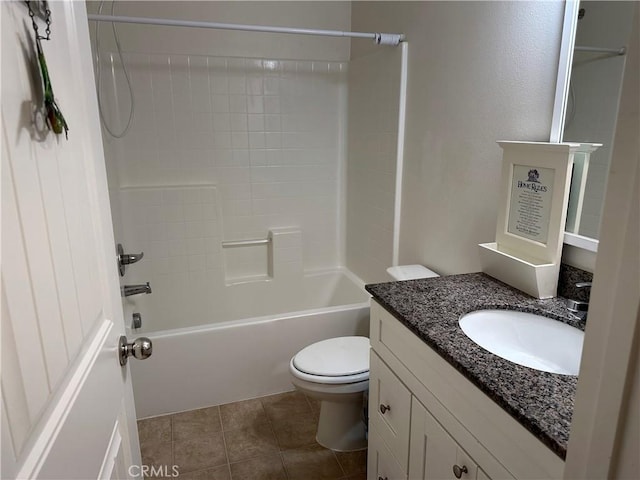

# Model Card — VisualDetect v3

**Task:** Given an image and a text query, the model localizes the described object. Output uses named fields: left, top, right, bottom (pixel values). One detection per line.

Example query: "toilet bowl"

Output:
left=289, top=336, right=369, bottom=452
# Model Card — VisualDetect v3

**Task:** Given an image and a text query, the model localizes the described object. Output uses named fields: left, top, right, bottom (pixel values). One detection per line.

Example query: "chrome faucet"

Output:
left=122, top=282, right=152, bottom=297
left=117, top=243, right=144, bottom=277
left=566, top=281, right=591, bottom=320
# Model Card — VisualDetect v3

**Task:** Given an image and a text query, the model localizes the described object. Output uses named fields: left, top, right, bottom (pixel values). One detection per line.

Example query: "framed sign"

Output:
left=495, top=141, right=578, bottom=264
left=507, top=165, right=555, bottom=244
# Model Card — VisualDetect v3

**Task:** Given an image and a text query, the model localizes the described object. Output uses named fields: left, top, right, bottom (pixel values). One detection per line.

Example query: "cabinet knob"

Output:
left=453, top=464, right=468, bottom=478
left=379, top=404, right=391, bottom=414
left=378, top=477, right=388, bottom=480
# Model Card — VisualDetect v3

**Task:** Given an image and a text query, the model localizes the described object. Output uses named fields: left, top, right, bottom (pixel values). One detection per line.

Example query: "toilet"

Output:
left=289, top=336, right=370, bottom=451
left=290, top=265, right=439, bottom=452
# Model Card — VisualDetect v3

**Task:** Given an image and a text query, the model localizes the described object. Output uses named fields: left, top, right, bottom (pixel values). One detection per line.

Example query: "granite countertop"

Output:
left=365, top=272, right=585, bottom=460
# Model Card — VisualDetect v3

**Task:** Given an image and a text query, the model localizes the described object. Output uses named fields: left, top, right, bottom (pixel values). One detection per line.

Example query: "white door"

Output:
left=1, top=1, right=142, bottom=478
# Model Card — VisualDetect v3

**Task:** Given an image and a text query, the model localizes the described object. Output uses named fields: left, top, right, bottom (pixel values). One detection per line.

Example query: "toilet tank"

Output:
left=386, top=265, right=439, bottom=281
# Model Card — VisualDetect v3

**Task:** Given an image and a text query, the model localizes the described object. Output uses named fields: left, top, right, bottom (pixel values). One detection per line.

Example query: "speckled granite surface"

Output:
left=365, top=272, right=586, bottom=460
left=558, top=264, right=593, bottom=302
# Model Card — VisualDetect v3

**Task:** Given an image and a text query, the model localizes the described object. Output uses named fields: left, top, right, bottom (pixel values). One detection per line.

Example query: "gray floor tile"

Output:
left=138, top=416, right=172, bottom=446
left=261, top=391, right=312, bottom=423
left=305, top=394, right=322, bottom=417
left=172, top=406, right=222, bottom=442
left=282, top=444, right=344, bottom=480
left=341, top=473, right=367, bottom=480
left=335, top=449, right=367, bottom=476
left=224, top=422, right=279, bottom=463
left=229, top=454, right=287, bottom=480
left=270, top=411, right=318, bottom=450
left=137, top=392, right=367, bottom=479
left=220, top=398, right=268, bottom=431
left=174, top=432, right=227, bottom=473
left=140, top=440, right=173, bottom=473
left=176, top=464, right=231, bottom=480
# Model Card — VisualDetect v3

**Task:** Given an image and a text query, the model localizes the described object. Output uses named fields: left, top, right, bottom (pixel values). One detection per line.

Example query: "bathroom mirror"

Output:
left=552, top=0, right=635, bottom=250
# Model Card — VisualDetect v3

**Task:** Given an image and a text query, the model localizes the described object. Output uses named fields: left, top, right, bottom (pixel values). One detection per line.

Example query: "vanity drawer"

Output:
left=369, top=351, right=412, bottom=471
left=367, top=426, right=407, bottom=480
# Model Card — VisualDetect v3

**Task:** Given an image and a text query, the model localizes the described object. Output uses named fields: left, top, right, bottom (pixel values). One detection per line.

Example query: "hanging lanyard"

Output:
left=25, top=1, right=69, bottom=139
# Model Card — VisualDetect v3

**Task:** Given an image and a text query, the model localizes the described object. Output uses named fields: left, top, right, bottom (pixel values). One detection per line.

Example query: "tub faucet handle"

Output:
left=117, top=243, right=144, bottom=276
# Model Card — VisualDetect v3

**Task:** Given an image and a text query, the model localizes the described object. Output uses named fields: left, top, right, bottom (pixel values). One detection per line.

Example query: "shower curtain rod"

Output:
left=87, top=14, right=405, bottom=46
left=575, top=45, right=626, bottom=56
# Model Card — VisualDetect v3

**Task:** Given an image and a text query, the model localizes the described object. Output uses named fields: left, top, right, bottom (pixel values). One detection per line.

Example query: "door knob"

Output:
left=119, top=335, right=152, bottom=366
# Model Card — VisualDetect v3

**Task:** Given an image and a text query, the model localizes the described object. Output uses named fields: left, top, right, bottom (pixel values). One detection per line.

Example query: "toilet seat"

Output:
left=290, top=336, right=370, bottom=385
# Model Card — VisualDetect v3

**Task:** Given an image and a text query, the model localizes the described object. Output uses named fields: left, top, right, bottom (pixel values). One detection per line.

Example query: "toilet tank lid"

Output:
left=293, top=336, right=369, bottom=377
left=387, top=265, right=440, bottom=281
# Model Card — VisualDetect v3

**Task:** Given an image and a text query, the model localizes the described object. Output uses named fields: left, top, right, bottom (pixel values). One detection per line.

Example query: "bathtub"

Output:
left=129, top=268, right=370, bottom=418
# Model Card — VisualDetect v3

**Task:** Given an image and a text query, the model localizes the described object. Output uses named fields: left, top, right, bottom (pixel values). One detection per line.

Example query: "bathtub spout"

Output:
left=123, top=282, right=152, bottom=297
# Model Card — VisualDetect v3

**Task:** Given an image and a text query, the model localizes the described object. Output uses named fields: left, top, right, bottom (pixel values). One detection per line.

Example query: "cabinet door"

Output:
left=409, top=398, right=481, bottom=480
left=369, top=352, right=412, bottom=470
left=477, top=468, right=491, bottom=480
left=368, top=427, right=407, bottom=480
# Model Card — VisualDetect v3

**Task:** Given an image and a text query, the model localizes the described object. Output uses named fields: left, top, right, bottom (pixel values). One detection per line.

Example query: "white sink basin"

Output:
left=459, top=310, right=584, bottom=375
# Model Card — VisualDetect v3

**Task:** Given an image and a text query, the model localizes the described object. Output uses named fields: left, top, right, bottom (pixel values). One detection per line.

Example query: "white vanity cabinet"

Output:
left=409, top=396, right=487, bottom=480
left=369, top=351, right=412, bottom=468
left=368, top=426, right=408, bottom=480
left=368, top=350, right=489, bottom=480
left=367, top=300, right=565, bottom=480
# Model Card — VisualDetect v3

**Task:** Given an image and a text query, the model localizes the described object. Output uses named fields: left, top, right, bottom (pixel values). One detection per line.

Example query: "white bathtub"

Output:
left=129, top=269, right=370, bottom=418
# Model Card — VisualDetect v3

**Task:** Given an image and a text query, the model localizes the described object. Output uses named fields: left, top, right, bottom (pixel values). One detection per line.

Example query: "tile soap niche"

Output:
left=479, top=142, right=579, bottom=298
left=222, top=228, right=303, bottom=284
left=222, top=233, right=272, bottom=284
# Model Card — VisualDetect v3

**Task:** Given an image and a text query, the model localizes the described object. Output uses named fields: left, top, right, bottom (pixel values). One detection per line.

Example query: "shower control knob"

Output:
left=118, top=335, right=153, bottom=366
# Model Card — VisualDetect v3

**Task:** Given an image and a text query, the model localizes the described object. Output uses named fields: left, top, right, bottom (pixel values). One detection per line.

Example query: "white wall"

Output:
left=351, top=1, right=565, bottom=274
left=563, top=1, right=636, bottom=239
left=346, top=48, right=403, bottom=283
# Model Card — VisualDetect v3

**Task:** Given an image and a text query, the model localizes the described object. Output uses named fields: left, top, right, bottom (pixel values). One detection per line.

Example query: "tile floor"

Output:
left=138, top=390, right=367, bottom=480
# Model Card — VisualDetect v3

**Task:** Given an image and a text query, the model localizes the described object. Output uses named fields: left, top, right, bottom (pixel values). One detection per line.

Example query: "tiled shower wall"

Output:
left=101, top=53, right=347, bottom=328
